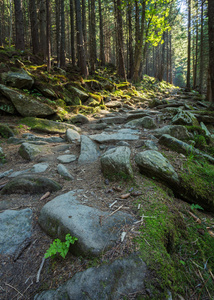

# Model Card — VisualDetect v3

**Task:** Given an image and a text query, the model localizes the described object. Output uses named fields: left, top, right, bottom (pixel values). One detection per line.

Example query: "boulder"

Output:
left=105, top=101, right=122, bottom=108
left=0, top=84, right=55, bottom=117
left=57, top=164, right=74, bottom=180
left=65, top=85, right=89, bottom=102
left=1, top=175, right=62, bottom=194
left=171, top=111, right=198, bottom=126
left=57, top=154, right=77, bottom=163
left=66, top=128, right=81, bottom=142
left=99, top=116, right=126, bottom=124
left=20, top=117, right=81, bottom=134
left=135, top=150, right=179, bottom=186
left=1, top=70, right=34, bottom=89
left=38, top=191, right=135, bottom=256
left=70, top=114, right=89, bottom=124
left=18, top=142, right=44, bottom=160
left=89, top=129, right=140, bottom=143
left=125, top=116, right=157, bottom=129
left=0, top=94, right=16, bottom=114
left=34, top=255, right=147, bottom=300
left=0, top=209, right=32, bottom=256
left=152, top=125, right=191, bottom=140
left=101, top=146, right=133, bottom=179
left=0, top=123, right=14, bottom=138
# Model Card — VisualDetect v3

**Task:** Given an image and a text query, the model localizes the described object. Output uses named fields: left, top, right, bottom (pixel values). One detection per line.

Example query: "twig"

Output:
left=36, top=256, right=46, bottom=283
left=108, top=205, right=123, bottom=217
left=144, top=238, right=151, bottom=246
left=198, top=269, right=211, bottom=299
left=5, top=282, right=23, bottom=297
left=187, top=210, right=201, bottom=224
left=209, top=270, right=214, bottom=282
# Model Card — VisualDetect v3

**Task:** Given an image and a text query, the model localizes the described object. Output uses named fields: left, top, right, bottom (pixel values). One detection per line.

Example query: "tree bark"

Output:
left=186, top=0, right=191, bottom=90
left=14, top=0, right=25, bottom=50
left=128, top=0, right=134, bottom=79
left=199, top=0, right=204, bottom=94
left=39, top=0, right=46, bottom=59
left=75, top=0, right=88, bottom=77
left=89, top=0, right=97, bottom=72
left=70, top=0, right=75, bottom=66
left=29, top=0, right=40, bottom=54
left=46, top=0, right=51, bottom=71
left=98, top=0, right=105, bottom=66
left=208, top=0, right=214, bottom=104
left=60, top=0, right=66, bottom=67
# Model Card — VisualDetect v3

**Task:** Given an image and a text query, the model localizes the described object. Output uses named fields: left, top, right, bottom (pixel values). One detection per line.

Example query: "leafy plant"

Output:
left=44, top=234, right=78, bottom=259
left=190, top=203, right=204, bottom=211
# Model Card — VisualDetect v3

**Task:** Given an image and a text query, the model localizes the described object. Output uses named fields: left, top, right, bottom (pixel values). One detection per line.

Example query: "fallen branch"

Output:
left=5, top=283, right=23, bottom=298
left=187, top=210, right=201, bottom=224
left=36, top=256, right=46, bottom=283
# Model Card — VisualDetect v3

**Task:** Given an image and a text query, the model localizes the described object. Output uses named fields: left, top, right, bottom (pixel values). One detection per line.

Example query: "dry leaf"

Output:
left=39, top=191, right=51, bottom=201
left=120, top=193, right=130, bottom=199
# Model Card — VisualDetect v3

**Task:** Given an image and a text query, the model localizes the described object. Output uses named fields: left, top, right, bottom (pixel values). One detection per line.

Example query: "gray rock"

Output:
left=141, top=140, right=158, bottom=151
left=99, top=116, right=126, bottom=124
left=125, top=116, right=157, bottom=129
left=38, top=191, right=135, bottom=256
left=18, top=142, right=43, bottom=160
left=8, top=169, right=31, bottom=177
left=78, top=135, right=98, bottom=164
left=0, top=94, right=16, bottom=114
left=101, top=146, right=133, bottom=179
left=2, top=70, right=34, bottom=89
left=116, top=141, right=130, bottom=146
left=0, top=209, right=32, bottom=255
left=89, top=123, right=108, bottom=130
left=66, top=128, right=80, bottom=142
left=1, top=175, right=62, bottom=194
left=34, top=254, right=147, bottom=300
left=158, top=134, right=214, bottom=163
left=66, top=86, right=89, bottom=102
left=31, top=163, right=49, bottom=173
left=89, top=131, right=139, bottom=143
left=0, top=84, right=55, bottom=117
left=200, top=122, right=211, bottom=137
left=171, top=111, right=198, bottom=126
left=71, top=114, right=89, bottom=124
left=57, top=154, right=77, bottom=164
left=105, top=101, right=122, bottom=108
left=22, top=133, right=65, bottom=143
left=0, top=169, right=13, bottom=179
left=152, top=125, right=191, bottom=140
left=135, top=150, right=179, bottom=186
left=57, top=164, right=74, bottom=180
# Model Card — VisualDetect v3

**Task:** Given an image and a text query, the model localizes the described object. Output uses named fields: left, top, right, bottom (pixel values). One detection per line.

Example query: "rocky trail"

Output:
left=0, top=88, right=214, bottom=299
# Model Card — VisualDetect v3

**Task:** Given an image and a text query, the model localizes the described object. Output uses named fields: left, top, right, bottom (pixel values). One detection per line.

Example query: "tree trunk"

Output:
left=70, top=0, right=75, bottom=66
left=132, top=0, right=146, bottom=82
left=193, top=1, right=199, bottom=90
left=55, top=0, right=60, bottom=66
left=98, top=0, right=105, bottom=65
left=29, top=0, right=40, bottom=54
left=60, top=0, right=65, bottom=67
left=75, top=0, right=88, bottom=77
left=39, top=0, right=46, bottom=59
left=14, top=0, right=25, bottom=50
left=128, top=0, right=134, bottom=79
left=46, top=0, right=51, bottom=71
left=9, top=0, right=13, bottom=46
left=199, top=0, right=204, bottom=94
left=114, top=0, right=126, bottom=79
left=82, top=0, right=87, bottom=53
left=89, top=0, right=97, bottom=72
left=186, top=0, right=191, bottom=90
left=208, top=0, right=214, bottom=105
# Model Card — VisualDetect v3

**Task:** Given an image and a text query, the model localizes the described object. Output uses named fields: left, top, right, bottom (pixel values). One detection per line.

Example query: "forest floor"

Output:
left=0, top=68, right=214, bottom=299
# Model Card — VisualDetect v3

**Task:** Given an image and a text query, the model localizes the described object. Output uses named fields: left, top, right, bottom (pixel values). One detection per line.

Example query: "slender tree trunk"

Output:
left=46, top=0, right=51, bottom=71
left=29, top=0, right=40, bottom=54
left=56, top=0, right=60, bottom=66
left=39, top=0, right=46, bottom=59
left=60, top=0, right=65, bottom=67
left=132, top=0, right=146, bottom=82
left=199, top=0, right=204, bottom=94
left=193, top=2, right=199, bottom=89
left=9, top=0, right=13, bottom=46
left=170, top=31, right=172, bottom=84
left=114, top=0, right=126, bottom=79
left=186, top=0, right=191, bottom=90
left=75, top=0, right=88, bottom=77
left=82, top=0, right=87, bottom=53
left=98, top=0, right=105, bottom=65
left=89, top=0, right=97, bottom=72
left=166, top=30, right=169, bottom=82
left=14, top=0, right=25, bottom=50
left=134, top=0, right=140, bottom=62
left=70, top=0, right=75, bottom=66
left=128, top=0, right=134, bottom=79
left=208, top=0, right=214, bottom=105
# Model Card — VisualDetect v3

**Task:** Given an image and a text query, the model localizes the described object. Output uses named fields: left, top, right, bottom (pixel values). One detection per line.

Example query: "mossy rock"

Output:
left=19, top=117, right=80, bottom=134
left=0, top=124, right=14, bottom=138
left=117, top=82, right=131, bottom=90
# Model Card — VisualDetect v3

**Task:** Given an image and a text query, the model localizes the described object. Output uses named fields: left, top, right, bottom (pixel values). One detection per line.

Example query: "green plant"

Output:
left=44, top=234, right=78, bottom=259
left=190, top=203, right=204, bottom=211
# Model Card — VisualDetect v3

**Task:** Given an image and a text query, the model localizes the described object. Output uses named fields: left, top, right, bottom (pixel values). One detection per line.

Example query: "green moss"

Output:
left=134, top=179, right=214, bottom=298
left=0, top=124, right=14, bottom=138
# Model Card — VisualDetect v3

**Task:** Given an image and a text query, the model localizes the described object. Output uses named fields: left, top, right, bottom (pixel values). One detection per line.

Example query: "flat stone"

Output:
left=34, top=254, right=147, bottom=300
left=125, top=116, right=157, bottom=129
left=71, top=114, right=89, bottom=124
left=89, top=131, right=139, bottom=143
left=0, top=209, right=32, bottom=255
left=89, top=123, right=108, bottom=130
left=78, top=135, right=99, bottom=164
left=152, top=125, right=191, bottom=140
left=100, top=116, right=126, bottom=124
left=57, top=154, right=77, bottom=164
left=1, top=175, right=62, bottom=194
left=18, top=142, right=44, bottom=160
left=38, top=191, right=135, bottom=256
left=105, top=101, right=122, bottom=108
left=31, top=163, right=49, bottom=173
left=0, top=169, right=13, bottom=179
